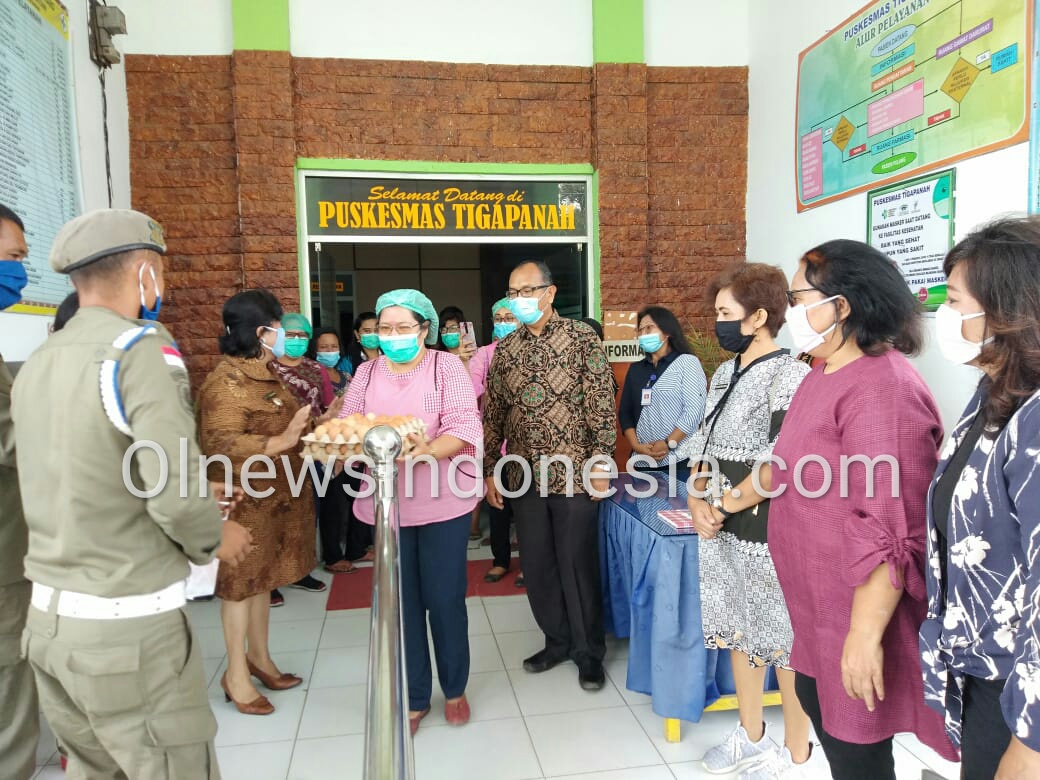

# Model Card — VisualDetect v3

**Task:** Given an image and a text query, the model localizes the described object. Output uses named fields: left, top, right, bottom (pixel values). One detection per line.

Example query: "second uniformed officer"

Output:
left=12, top=209, right=252, bottom=779
left=0, top=204, right=38, bottom=780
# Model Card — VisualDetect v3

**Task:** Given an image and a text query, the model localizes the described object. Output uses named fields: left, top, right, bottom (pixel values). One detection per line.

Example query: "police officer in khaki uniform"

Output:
left=12, top=209, right=252, bottom=779
left=0, top=204, right=37, bottom=780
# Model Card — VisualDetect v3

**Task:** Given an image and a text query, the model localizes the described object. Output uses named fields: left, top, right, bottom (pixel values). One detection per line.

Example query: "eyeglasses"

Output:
left=505, top=284, right=549, bottom=300
left=376, top=323, right=422, bottom=336
left=636, top=326, right=660, bottom=336
left=786, top=288, right=818, bottom=306
left=440, top=325, right=461, bottom=334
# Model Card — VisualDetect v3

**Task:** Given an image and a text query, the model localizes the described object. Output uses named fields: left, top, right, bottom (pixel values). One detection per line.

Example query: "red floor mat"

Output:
left=326, top=555, right=523, bottom=611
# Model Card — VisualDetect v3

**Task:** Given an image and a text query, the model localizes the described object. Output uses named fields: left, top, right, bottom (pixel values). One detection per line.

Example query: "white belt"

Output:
left=31, top=581, right=186, bottom=620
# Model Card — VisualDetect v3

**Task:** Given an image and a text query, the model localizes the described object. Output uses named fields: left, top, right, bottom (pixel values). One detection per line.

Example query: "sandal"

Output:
left=324, top=560, right=356, bottom=574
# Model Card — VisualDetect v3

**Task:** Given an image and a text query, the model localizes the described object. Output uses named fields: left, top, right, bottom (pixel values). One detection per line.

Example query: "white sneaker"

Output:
left=739, top=745, right=813, bottom=779
left=702, top=722, right=771, bottom=774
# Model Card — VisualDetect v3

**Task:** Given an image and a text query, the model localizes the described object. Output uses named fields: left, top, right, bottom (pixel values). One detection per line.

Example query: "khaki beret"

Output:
left=50, top=209, right=166, bottom=274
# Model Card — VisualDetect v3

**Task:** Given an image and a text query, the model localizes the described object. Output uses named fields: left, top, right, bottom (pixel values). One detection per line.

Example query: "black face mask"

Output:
left=715, top=319, right=754, bottom=354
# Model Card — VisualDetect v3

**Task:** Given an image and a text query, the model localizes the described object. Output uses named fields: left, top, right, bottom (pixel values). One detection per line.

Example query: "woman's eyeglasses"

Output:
left=786, top=288, right=817, bottom=306
left=377, top=323, right=422, bottom=337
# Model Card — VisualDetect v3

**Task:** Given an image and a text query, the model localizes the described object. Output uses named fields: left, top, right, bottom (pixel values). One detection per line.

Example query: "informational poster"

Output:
left=0, top=0, right=79, bottom=314
left=867, top=169, right=955, bottom=311
left=796, top=0, right=1031, bottom=211
left=602, top=310, right=640, bottom=363
left=1029, top=0, right=1040, bottom=214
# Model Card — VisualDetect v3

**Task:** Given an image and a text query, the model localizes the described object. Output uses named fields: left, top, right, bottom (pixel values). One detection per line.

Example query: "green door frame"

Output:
left=293, top=158, right=601, bottom=319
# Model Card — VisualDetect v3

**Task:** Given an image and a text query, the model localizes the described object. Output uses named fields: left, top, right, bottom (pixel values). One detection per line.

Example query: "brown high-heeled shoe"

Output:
left=220, top=673, right=275, bottom=715
left=247, top=659, right=303, bottom=691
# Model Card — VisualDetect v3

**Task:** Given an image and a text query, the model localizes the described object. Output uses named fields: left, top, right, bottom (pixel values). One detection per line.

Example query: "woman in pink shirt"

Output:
left=339, top=289, right=483, bottom=735
left=767, top=241, right=957, bottom=777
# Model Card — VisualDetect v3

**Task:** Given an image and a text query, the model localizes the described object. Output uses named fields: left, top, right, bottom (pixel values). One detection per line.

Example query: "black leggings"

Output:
left=795, top=672, right=895, bottom=780
left=960, top=675, right=1011, bottom=780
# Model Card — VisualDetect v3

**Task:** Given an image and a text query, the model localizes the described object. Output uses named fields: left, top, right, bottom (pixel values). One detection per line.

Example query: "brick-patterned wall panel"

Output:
left=126, top=54, right=748, bottom=383
left=293, top=60, right=592, bottom=164
left=647, top=66, right=748, bottom=336
left=126, top=55, right=240, bottom=387
left=593, top=63, right=650, bottom=311
left=233, top=51, right=300, bottom=304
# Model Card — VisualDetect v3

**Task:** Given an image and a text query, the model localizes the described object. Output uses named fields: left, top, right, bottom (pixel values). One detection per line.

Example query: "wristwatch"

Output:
left=716, top=495, right=736, bottom=520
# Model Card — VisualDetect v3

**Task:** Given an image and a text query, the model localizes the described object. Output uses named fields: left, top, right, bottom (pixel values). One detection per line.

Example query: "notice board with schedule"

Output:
left=0, top=0, right=79, bottom=313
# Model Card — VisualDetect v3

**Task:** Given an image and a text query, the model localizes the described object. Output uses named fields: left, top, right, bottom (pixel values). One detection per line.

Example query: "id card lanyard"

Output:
left=640, top=372, right=658, bottom=406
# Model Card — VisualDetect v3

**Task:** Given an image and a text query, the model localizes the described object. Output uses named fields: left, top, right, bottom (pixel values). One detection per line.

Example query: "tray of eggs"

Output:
left=300, top=413, right=428, bottom=462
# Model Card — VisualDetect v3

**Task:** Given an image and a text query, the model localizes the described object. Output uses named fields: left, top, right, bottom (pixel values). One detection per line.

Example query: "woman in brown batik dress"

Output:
left=196, top=289, right=314, bottom=716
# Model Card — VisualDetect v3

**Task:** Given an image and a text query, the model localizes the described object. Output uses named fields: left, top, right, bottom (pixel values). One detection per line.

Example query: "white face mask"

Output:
left=786, top=295, right=839, bottom=354
left=935, top=303, right=990, bottom=364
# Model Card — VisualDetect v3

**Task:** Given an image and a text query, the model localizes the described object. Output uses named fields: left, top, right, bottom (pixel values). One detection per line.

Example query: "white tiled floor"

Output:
left=30, top=573, right=961, bottom=780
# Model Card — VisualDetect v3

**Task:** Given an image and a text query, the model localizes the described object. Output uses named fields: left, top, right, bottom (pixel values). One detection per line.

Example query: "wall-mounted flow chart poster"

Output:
left=0, top=0, right=79, bottom=314
left=1029, top=0, right=1040, bottom=214
left=796, top=0, right=1031, bottom=211
left=867, top=169, right=955, bottom=311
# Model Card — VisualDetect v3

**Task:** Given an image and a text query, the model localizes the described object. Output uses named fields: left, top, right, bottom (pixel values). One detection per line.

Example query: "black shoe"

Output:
left=577, top=658, right=605, bottom=690
left=522, top=649, right=566, bottom=674
left=289, top=575, right=327, bottom=592
left=270, top=589, right=284, bottom=607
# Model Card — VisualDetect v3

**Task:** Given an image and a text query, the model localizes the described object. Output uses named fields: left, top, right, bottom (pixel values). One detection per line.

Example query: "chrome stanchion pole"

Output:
left=362, top=425, right=414, bottom=780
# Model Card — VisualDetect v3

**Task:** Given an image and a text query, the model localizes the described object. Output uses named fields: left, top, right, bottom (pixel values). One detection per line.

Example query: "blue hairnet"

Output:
left=375, top=289, right=439, bottom=345
left=281, top=312, right=312, bottom=338
left=491, top=297, right=510, bottom=316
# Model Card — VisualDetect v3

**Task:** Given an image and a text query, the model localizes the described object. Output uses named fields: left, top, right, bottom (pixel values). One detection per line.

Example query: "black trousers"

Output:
left=511, top=491, right=605, bottom=663
left=961, top=675, right=1011, bottom=780
left=488, top=498, right=514, bottom=570
left=795, top=673, right=895, bottom=780
left=318, top=471, right=371, bottom=565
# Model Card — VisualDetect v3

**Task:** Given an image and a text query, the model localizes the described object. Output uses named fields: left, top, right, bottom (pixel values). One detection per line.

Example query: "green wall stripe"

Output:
left=232, top=0, right=290, bottom=51
left=592, top=0, right=644, bottom=64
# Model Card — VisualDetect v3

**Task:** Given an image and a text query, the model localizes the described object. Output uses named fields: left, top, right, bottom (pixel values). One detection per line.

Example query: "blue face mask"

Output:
left=508, top=294, right=544, bottom=326
left=493, top=322, right=518, bottom=340
left=138, top=263, right=162, bottom=321
left=0, top=261, right=28, bottom=311
left=380, top=333, right=421, bottom=364
left=262, top=326, right=286, bottom=359
left=639, top=333, right=664, bottom=354
left=316, top=351, right=340, bottom=368
left=441, top=332, right=461, bottom=349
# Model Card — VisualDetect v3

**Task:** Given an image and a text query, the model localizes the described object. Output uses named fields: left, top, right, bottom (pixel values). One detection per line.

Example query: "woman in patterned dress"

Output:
left=921, top=216, right=1040, bottom=779
left=196, top=290, right=315, bottom=715
left=685, top=264, right=813, bottom=778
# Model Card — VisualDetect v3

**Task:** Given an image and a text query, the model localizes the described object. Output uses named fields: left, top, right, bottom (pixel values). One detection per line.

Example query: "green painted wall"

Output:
left=232, top=0, right=290, bottom=51
left=592, top=0, right=644, bottom=63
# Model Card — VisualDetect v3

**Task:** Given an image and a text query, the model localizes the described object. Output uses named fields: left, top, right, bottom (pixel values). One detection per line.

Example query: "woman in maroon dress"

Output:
left=767, top=241, right=957, bottom=778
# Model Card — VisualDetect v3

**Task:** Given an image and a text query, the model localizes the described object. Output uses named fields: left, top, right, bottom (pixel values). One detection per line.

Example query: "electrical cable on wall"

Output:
left=87, top=0, right=126, bottom=208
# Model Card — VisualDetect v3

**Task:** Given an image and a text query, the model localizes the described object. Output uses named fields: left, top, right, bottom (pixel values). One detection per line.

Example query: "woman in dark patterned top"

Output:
left=269, top=312, right=341, bottom=594
left=686, top=264, right=813, bottom=778
left=921, top=216, right=1040, bottom=779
